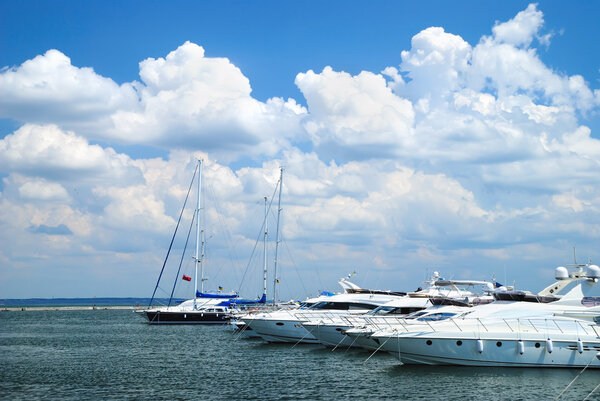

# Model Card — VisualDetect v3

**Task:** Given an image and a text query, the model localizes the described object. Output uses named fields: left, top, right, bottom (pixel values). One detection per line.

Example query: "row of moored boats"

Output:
left=139, top=265, right=600, bottom=368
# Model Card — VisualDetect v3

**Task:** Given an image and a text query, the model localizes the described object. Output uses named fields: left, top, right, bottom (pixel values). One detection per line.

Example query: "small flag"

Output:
left=182, top=275, right=191, bottom=282
left=276, top=279, right=280, bottom=284
left=218, top=286, right=223, bottom=291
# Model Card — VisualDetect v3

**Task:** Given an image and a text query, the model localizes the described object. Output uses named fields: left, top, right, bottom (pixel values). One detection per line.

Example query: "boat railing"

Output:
left=294, top=311, right=347, bottom=323
left=373, top=316, right=600, bottom=337
left=360, top=315, right=409, bottom=330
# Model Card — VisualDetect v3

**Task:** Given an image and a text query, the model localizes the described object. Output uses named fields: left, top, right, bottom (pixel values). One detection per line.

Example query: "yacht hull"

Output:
left=303, top=324, right=357, bottom=348
left=379, top=335, right=600, bottom=368
left=344, top=330, right=380, bottom=350
left=144, top=310, right=230, bottom=324
left=246, top=318, right=320, bottom=343
left=231, top=321, right=262, bottom=338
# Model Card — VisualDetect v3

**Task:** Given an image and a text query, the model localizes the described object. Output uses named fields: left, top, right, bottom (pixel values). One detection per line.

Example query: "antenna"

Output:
left=568, top=245, right=587, bottom=272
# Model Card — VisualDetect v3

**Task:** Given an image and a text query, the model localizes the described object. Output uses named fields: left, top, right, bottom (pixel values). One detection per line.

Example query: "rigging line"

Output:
left=232, top=320, right=249, bottom=341
left=232, top=316, right=256, bottom=342
left=282, top=237, right=308, bottom=297
left=362, top=331, right=395, bottom=364
left=554, top=352, right=599, bottom=400
left=205, top=182, right=242, bottom=285
left=149, top=163, right=198, bottom=307
left=291, top=329, right=315, bottom=349
left=332, top=333, right=349, bottom=351
left=583, top=382, right=600, bottom=401
left=235, top=200, right=266, bottom=295
left=236, top=181, right=280, bottom=296
left=344, top=331, right=361, bottom=352
left=167, top=206, right=197, bottom=307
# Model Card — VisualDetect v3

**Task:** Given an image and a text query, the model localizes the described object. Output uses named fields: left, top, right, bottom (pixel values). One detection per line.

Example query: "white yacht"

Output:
left=242, top=277, right=406, bottom=343
left=370, top=264, right=600, bottom=368
left=302, top=275, right=497, bottom=349
left=231, top=299, right=321, bottom=339
left=343, top=303, right=472, bottom=350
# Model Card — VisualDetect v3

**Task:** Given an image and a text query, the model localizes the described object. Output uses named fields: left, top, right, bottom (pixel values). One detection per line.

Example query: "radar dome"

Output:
left=555, top=266, right=569, bottom=280
left=587, top=264, right=600, bottom=279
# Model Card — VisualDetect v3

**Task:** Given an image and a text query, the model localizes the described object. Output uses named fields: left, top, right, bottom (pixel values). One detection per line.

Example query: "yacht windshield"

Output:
left=405, top=311, right=428, bottom=319
left=368, top=306, right=423, bottom=315
left=416, top=312, right=456, bottom=321
left=369, top=306, right=395, bottom=315
left=308, top=301, right=377, bottom=311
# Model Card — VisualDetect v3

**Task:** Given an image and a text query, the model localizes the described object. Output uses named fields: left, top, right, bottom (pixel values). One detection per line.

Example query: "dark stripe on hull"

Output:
left=396, top=351, right=600, bottom=368
left=256, top=332, right=321, bottom=343
left=146, top=311, right=230, bottom=325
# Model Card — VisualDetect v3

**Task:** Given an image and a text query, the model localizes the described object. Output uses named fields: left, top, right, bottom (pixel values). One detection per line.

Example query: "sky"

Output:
left=1, top=1, right=599, bottom=300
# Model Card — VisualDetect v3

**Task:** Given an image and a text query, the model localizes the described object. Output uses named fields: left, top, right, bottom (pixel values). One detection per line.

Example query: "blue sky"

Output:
left=0, top=1, right=599, bottom=299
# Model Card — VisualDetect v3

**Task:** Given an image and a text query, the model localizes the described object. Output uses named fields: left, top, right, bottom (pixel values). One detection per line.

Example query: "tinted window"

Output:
left=310, top=302, right=377, bottom=310
left=417, top=313, right=456, bottom=321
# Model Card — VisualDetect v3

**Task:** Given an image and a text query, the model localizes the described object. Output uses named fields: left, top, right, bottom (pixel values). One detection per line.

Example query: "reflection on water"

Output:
left=0, top=310, right=598, bottom=400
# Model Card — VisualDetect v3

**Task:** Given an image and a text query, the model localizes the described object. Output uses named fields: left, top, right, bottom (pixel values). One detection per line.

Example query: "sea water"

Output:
left=1, top=309, right=599, bottom=400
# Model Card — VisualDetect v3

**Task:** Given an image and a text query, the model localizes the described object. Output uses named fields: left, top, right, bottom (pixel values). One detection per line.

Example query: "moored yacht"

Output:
left=242, top=277, right=406, bottom=343
left=371, top=264, right=600, bottom=367
left=302, top=275, right=498, bottom=349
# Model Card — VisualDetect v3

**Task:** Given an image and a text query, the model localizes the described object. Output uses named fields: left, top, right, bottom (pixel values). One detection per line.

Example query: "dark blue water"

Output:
left=0, top=298, right=181, bottom=307
left=1, top=310, right=598, bottom=400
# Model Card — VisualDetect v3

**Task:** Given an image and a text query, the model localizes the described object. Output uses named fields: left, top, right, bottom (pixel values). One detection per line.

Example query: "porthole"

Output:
left=276, top=322, right=284, bottom=326
left=496, top=341, right=502, bottom=347
left=535, top=342, right=541, bottom=348
left=456, top=340, right=463, bottom=346
left=335, top=328, right=343, bottom=332
left=426, top=340, right=433, bottom=346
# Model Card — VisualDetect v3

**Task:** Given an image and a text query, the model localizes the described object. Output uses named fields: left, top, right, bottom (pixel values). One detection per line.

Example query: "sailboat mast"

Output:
left=272, top=167, right=283, bottom=306
left=263, top=196, right=268, bottom=299
left=194, top=159, right=203, bottom=309
left=200, top=225, right=206, bottom=292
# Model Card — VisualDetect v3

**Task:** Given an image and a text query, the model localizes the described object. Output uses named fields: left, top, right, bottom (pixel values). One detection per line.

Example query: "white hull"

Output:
left=377, top=334, right=600, bottom=368
left=344, top=329, right=380, bottom=350
left=303, top=323, right=356, bottom=348
left=246, top=318, right=319, bottom=343
left=230, top=321, right=263, bottom=339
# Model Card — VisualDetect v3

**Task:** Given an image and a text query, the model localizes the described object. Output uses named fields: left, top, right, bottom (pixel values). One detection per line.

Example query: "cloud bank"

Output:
left=1, top=3, right=599, bottom=298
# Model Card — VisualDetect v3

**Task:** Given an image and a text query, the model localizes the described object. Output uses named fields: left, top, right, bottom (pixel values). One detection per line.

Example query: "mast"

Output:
left=263, top=196, right=268, bottom=299
left=201, top=225, right=206, bottom=292
left=272, top=167, right=283, bottom=306
left=193, top=159, right=203, bottom=310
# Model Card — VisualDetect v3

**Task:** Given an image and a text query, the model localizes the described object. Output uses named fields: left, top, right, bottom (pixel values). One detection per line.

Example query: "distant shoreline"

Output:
left=2, top=305, right=140, bottom=312
left=0, top=297, right=184, bottom=309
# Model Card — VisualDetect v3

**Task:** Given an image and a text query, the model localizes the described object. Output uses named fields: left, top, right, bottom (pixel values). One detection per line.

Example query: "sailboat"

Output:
left=137, top=159, right=265, bottom=324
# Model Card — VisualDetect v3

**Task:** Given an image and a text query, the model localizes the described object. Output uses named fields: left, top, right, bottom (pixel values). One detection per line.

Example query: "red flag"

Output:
left=182, top=275, right=191, bottom=282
